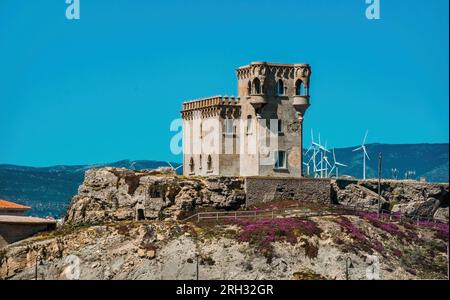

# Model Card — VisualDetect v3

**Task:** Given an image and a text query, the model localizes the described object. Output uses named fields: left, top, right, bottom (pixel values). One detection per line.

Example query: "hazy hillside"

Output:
left=0, top=143, right=447, bottom=218
left=0, top=160, right=181, bottom=218
left=329, top=143, right=448, bottom=182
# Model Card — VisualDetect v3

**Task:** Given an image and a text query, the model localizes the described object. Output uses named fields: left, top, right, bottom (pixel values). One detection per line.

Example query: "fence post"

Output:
left=216, top=212, right=219, bottom=222
left=254, top=211, right=257, bottom=220
left=235, top=211, right=237, bottom=220
left=197, top=213, right=200, bottom=222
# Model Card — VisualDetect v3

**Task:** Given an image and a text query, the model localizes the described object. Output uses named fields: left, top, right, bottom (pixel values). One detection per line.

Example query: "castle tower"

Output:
left=236, top=62, right=311, bottom=177
left=181, top=62, right=311, bottom=177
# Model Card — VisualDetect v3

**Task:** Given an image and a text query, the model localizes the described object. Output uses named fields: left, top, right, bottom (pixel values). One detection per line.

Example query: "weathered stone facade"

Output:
left=181, top=62, right=311, bottom=177
left=245, top=177, right=331, bottom=207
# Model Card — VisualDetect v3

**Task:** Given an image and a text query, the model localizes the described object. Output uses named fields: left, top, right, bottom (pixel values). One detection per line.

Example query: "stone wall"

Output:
left=0, top=223, right=51, bottom=248
left=245, top=177, right=331, bottom=207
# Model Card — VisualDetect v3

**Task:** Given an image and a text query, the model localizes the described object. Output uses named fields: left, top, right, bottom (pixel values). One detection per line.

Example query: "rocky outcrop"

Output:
left=1, top=215, right=447, bottom=280
left=332, top=179, right=449, bottom=221
left=64, top=167, right=245, bottom=225
left=331, top=183, right=388, bottom=209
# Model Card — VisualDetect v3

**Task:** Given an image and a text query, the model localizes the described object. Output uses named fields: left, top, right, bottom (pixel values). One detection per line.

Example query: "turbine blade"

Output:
left=364, top=149, right=370, bottom=160
left=362, top=130, right=368, bottom=145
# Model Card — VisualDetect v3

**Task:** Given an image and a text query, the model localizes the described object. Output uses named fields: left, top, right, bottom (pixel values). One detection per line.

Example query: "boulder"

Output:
left=433, top=207, right=449, bottom=222
left=332, top=182, right=388, bottom=210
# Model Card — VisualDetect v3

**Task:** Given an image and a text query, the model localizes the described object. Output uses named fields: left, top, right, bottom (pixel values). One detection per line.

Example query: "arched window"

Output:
left=295, top=79, right=305, bottom=96
left=252, top=78, right=261, bottom=94
left=189, top=157, right=194, bottom=173
left=276, top=79, right=284, bottom=95
left=247, top=80, right=252, bottom=95
left=246, top=115, right=253, bottom=134
left=207, top=155, right=212, bottom=171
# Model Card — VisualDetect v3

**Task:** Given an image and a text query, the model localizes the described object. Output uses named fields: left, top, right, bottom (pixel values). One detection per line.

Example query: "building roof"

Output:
left=0, top=215, right=56, bottom=225
left=0, top=199, right=31, bottom=210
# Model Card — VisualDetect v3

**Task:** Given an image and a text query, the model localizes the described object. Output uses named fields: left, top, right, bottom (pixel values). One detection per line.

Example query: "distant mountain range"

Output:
left=0, top=143, right=448, bottom=218
left=0, top=160, right=182, bottom=218
left=330, top=143, right=448, bottom=182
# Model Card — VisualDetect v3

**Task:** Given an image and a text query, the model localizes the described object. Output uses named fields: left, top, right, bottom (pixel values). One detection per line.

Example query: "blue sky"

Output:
left=0, top=0, right=448, bottom=166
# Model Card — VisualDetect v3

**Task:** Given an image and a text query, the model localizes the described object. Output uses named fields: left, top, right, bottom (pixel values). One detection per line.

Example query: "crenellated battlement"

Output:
left=182, top=95, right=240, bottom=111
left=236, top=62, right=311, bottom=81
left=181, top=95, right=241, bottom=120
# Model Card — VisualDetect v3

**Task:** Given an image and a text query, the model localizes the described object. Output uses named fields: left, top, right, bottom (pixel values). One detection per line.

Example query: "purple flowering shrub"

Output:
left=336, top=216, right=367, bottom=243
left=360, top=212, right=449, bottom=242
left=231, top=217, right=322, bottom=261
left=416, top=221, right=449, bottom=241
left=392, top=249, right=402, bottom=258
left=359, top=212, right=407, bottom=240
left=335, top=216, right=384, bottom=254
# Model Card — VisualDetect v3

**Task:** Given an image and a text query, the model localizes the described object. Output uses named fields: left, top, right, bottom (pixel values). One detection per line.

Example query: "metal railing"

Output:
left=181, top=202, right=448, bottom=225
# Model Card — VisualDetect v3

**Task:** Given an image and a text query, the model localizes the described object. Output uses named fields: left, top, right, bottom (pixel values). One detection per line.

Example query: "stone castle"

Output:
left=181, top=62, right=312, bottom=177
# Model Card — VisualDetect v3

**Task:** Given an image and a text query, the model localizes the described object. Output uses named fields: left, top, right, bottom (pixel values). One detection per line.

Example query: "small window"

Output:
left=137, top=209, right=145, bottom=221
left=246, top=115, right=253, bottom=134
left=276, top=79, right=284, bottom=95
left=274, top=151, right=286, bottom=169
left=277, top=119, right=283, bottom=134
left=207, top=155, right=212, bottom=171
left=224, top=118, right=234, bottom=135
left=295, top=79, right=305, bottom=96
left=199, top=122, right=203, bottom=139
left=252, top=78, right=261, bottom=94
left=199, top=155, right=202, bottom=169
left=189, top=157, right=194, bottom=173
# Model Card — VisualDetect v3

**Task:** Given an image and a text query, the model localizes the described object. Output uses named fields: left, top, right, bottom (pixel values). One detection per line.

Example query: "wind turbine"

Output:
left=313, top=133, right=331, bottom=178
left=352, top=130, right=370, bottom=179
left=329, top=149, right=348, bottom=178
left=322, top=141, right=333, bottom=177
left=303, top=161, right=311, bottom=176
left=306, top=129, right=319, bottom=178
left=391, top=168, right=399, bottom=180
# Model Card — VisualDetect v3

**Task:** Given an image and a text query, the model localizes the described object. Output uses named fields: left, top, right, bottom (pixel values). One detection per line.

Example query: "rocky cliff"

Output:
left=64, top=167, right=245, bottom=225
left=1, top=168, right=448, bottom=280
left=332, top=179, right=449, bottom=222
left=65, top=168, right=449, bottom=226
left=1, top=214, right=447, bottom=280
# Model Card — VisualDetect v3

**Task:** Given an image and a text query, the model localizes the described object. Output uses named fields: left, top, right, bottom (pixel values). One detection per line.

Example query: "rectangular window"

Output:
left=277, top=119, right=283, bottom=134
left=246, top=117, right=253, bottom=134
left=224, top=119, right=234, bottom=134
left=274, top=151, right=286, bottom=169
